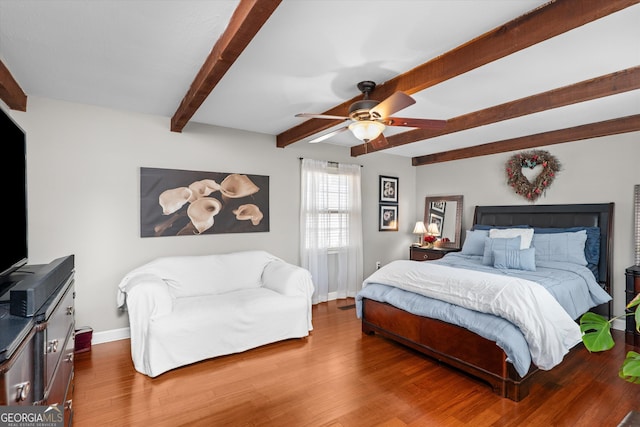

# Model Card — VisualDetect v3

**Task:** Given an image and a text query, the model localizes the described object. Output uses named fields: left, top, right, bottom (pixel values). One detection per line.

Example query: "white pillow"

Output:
left=489, top=228, right=534, bottom=250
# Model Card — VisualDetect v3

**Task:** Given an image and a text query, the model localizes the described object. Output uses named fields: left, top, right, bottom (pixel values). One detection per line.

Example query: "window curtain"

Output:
left=300, top=158, right=364, bottom=304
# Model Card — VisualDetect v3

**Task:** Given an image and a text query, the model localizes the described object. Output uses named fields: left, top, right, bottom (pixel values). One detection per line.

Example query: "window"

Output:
left=302, top=165, right=351, bottom=250
left=299, top=158, right=363, bottom=302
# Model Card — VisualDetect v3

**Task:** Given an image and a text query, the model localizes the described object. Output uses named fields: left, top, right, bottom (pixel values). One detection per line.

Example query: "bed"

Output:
left=356, top=203, right=614, bottom=401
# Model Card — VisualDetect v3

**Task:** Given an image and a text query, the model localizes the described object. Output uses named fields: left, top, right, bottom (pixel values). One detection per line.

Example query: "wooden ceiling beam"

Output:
left=352, top=66, right=640, bottom=156
left=171, top=0, right=282, bottom=133
left=0, top=59, right=27, bottom=111
left=277, top=0, right=639, bottom=149
left=411, top=114, right=640, bottom=166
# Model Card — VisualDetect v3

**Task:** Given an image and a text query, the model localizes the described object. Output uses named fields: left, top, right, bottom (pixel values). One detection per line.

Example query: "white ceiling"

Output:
left=1, top=0, right=638, bottom=158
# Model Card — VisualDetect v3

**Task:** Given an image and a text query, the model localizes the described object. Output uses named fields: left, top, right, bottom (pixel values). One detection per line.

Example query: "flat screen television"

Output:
left=0, top=106, right=27, bottom=283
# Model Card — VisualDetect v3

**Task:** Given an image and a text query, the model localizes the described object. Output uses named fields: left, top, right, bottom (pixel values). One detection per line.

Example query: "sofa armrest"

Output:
left=263, top=260, right=314, bottom=331
left=121, top=276, right=173, bottom=318
left=117, top=275, right=173, bottom=374
left=262, top=261, right=314, bottom=298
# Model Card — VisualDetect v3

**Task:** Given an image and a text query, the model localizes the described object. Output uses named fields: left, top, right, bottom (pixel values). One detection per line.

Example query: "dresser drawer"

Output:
left=44, top=281, right=74, bottom=394
left=410, top=246, right=460, bottom=262
left=630, top=275, right=640, bottom=294
left=410, top=249, right=444, bottom=261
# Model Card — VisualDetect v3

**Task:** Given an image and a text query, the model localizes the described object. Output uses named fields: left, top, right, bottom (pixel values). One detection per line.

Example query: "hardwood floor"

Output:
left=74, top=299, right=639, bottom=426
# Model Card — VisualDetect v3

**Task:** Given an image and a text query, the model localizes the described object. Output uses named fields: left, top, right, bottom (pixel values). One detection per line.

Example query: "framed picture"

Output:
left=431, top=200, right=446, bottom=213
left=379, top=175, right=398, bottom=203
left=379, top=204, right=398, bottom=231
left=428, top=213, right=443, bottom=236
left=140, top=167, right=269, bottom=237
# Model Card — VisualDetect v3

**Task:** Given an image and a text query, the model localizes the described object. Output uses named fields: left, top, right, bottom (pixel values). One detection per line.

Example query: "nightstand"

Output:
left=410, top=246, right=460, bottom=261
left=625, top=265, right=640, bottom=347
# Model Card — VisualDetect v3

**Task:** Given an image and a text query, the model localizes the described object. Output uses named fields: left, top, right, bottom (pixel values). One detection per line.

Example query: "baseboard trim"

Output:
left=612, top=318, right=625, bottom=332
left=92, top=327, right=130, bottom=345
left=87, top=315, right=627, bottom=346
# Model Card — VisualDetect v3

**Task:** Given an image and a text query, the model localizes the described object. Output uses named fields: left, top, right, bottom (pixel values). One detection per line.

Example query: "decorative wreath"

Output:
left=505, top=149, right=560, bottom=202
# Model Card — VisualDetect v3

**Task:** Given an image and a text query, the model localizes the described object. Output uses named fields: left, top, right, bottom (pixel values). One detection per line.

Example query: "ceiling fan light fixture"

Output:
left=348, top=120, right=385, bottom=142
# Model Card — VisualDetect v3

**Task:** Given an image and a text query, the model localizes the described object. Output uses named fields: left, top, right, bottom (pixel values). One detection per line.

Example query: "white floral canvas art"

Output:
left=140, top=167, right=269, bottom=237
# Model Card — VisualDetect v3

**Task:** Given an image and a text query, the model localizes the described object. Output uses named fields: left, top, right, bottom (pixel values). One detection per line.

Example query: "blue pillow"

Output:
left=482, top=236, right=522, bottom=266
left=531, top=230, right=588, bottom=266
left=533, top=226, right=600, bottom=279
left=493, top=248, right=536, bottom=271
left=460, top=229, right=489, bottom=256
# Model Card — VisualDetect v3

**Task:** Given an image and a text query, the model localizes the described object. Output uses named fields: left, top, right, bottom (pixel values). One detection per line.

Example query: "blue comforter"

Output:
left=356, top=253, right=611, bottom=377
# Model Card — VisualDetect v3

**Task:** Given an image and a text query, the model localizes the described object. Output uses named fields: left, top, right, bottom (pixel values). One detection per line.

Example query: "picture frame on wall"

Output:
left=379, top=204, right=398, bottom=231
left=139, top=167, right=269, bottom=237
left=379, top=175, right=399, bottom=203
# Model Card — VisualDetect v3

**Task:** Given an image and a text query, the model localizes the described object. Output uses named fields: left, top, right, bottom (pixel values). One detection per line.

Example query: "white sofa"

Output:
left=117, top=250, right=314, bottom=377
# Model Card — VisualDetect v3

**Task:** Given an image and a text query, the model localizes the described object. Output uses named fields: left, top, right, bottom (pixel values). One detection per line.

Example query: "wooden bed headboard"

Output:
left=473, top=203, right=614, bottom=317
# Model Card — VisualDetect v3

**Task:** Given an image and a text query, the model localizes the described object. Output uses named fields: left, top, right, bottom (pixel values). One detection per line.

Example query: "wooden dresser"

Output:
left=409, top=246, right=460, bottom=261
left=625, top=265, right=640, bottom=347
left=0, top=256, right=75, bottom=425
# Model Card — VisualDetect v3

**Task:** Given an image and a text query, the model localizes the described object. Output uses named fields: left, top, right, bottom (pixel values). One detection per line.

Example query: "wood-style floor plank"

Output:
left=74, top=299, right=639, bottom=426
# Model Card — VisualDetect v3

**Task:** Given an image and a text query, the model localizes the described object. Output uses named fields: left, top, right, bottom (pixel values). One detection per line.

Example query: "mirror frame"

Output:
left=423, top=195, right=463, bottom=249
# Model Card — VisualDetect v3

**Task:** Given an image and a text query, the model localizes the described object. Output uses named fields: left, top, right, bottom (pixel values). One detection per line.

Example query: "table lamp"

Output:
left=413, top=221, right=427, bottom=246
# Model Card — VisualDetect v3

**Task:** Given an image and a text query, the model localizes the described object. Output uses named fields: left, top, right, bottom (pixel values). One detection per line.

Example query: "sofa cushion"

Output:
left=146, top=287, right=311, bottom=376
left=129, top=250, right=280, bottom=298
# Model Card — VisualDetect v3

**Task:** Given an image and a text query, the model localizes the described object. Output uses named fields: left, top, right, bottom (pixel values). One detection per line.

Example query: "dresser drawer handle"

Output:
left=16, top=381, right=30, bottom=402
left=47, top=339, right=59, bottom=353
left=66, top=306, right=73, bottom=315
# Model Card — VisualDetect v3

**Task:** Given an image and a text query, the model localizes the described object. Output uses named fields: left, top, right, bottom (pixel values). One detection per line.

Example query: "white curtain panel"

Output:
left=300, top=159, right=364, bottom=303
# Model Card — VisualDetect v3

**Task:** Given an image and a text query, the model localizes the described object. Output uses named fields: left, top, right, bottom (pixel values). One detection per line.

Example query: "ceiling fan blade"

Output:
left=296, top=113, right=350, bottom=120
left=369, top=133, right=389, bottom=150
left=382, top=117, right=447, bottom=129
left=369, top=91, right=415, bottom=119
left=309, top=125, right=350, bottom=143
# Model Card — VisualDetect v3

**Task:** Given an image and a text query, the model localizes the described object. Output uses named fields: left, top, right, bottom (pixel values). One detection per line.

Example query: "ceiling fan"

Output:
left=295, top=81, right=447, bottom=147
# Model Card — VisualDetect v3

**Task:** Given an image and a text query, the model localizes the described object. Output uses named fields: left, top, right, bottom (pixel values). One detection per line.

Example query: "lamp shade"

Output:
left=413, top=221, right=427, bottom=234
left=427, top=222, right=440, bottom=235
left=348, top=120, right=385, bottom=141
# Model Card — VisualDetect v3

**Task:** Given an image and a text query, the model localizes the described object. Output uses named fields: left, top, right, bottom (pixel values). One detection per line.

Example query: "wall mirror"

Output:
left=424, top=195, right=463, bottom=249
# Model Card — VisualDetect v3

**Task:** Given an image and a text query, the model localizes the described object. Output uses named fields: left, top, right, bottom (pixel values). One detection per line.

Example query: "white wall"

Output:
left=8, top=97, right=416, bottom=334
left=12, top=96, right=634, bottom=337
left=415, top=133, right=640, bottom=317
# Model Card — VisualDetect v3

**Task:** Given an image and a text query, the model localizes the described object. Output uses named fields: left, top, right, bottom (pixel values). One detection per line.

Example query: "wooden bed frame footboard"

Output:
left=360, top=203, right=614, bottom=402
left=361, top=298, right=538, bottom=401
